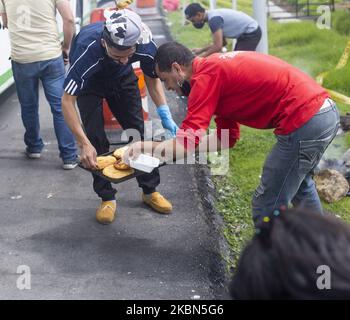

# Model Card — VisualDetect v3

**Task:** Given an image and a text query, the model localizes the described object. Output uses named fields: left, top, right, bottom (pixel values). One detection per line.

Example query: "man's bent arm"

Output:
left=144, top=75, right=167, bottom=107
left=193, top=44, right=211, bottom=55
left=56, top=0, right=75, bottom=60
left=201, top=29, right=224, bottom=57
left=145, top=75, right=178, bottom=136
left=1, top=13, right=7, bottom=28
left=62, top=93, right=88, bottom=146
left=62, top=93, right=98, bottom=168
left=135, top=133, right=225, bottom=163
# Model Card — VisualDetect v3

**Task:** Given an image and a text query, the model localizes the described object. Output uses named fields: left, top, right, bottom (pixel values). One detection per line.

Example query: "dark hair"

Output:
left=155, top=42, right=195, bottom=72
left=102, top=27, right=133, bottom=51
left=184, top=3, right=205, bottom=18
left=230, top=208, right=350, bottom=299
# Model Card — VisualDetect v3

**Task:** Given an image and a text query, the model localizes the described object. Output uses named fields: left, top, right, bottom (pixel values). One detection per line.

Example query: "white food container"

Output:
left=129, top=154, right=160, bottom=173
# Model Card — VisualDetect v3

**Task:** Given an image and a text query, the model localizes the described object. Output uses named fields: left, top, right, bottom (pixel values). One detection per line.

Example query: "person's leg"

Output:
left=11, top=60, right=44, bottom=154
left=106, top=72, right=171, bottom=213
left=291, top=103, right=340, bottom=211
left=40, top=56, right=77, bottom=162
left=77, top=93, right=117, bottom=201
left=106, top=71, right=160, bottom=195
left=252, top=102, right=340, bottom=224
left=291, top=174, right=322, bottom=212
left=252, top=134, right=301, bottom=223
left=234, top=27, right=262, bottom=51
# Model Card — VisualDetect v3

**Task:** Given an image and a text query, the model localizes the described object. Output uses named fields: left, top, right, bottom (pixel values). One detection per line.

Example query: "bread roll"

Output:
left=113, top=159, right=131, bottom=170
left=96, top=155, right=117, bottom=169
left=113, top=145, right=129, bottom=159
left=102, top=164, right=134, bottom=179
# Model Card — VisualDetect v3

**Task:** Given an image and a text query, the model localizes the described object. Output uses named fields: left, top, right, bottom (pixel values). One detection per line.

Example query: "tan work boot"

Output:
left=142, top=192, right=172, bottom=214
left=96, top=201, right=116, bottom=224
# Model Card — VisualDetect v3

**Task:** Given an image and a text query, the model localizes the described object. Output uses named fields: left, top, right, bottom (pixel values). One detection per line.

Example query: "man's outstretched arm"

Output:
left=145, top=75, right=179, bottom=137
left=200, top=28, right=224, bottom=57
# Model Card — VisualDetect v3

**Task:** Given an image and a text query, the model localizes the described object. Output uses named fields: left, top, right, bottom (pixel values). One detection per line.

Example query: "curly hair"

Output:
left=230, top=208, right=350, bottom=299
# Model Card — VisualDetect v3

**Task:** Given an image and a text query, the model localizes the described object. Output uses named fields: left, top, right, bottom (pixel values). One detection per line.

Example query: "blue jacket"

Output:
left=64, top=22, right=158, bottom=96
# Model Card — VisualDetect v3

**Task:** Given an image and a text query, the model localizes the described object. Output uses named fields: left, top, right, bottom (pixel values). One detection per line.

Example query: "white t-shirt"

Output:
left=0, top=0, right=65, bottom=63
left=207, top=9, right=259, bottom=39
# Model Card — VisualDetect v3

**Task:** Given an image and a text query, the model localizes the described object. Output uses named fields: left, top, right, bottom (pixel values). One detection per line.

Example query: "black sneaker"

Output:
left=62, top=157, right=79, bottom=170
left=25, top=149, right=41, bottom=159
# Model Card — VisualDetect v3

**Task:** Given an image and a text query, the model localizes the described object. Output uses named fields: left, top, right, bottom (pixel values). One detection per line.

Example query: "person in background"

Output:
left=185, top=3, right=261, bottom=57
left=62, top=10, right=174, bottom=224
left=0, top=0, right=78, bottom=169
left=230, top=207, right=350, bottom=299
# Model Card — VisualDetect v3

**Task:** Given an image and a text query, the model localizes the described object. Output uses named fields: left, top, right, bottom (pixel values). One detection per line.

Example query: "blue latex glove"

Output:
left=156, top=105, right=179, bottom=137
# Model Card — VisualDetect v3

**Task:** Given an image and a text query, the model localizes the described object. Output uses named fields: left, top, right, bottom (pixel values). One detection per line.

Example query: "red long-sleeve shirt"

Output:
left=176, top=52, right=329, bottom=149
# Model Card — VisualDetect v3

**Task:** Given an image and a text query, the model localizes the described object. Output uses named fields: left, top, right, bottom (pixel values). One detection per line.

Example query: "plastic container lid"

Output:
left=129, top=154, right=160, bottom=173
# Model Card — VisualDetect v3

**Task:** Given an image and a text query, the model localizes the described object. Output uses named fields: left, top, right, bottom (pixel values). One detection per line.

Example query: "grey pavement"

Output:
left=0, top=4, right=228, bottom=300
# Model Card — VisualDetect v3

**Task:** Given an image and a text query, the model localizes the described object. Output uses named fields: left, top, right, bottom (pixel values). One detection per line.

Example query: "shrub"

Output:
left=333, top=11, right=350, bottom=36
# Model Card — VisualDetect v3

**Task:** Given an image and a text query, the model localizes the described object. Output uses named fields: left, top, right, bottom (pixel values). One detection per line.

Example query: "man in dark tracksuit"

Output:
left=62, top=9, right=175, bottom=224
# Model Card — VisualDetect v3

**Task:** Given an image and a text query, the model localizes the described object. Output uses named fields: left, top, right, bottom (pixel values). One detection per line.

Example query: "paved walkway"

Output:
left=0, top=3, right=227, bottom=299
left=268, top=1, right=301, bottom=23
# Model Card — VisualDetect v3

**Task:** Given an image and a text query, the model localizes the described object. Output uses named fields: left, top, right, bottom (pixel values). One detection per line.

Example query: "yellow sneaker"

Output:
left=96, top=201, right=116, bottom=224
left=142, top=192, right=172, bottom=214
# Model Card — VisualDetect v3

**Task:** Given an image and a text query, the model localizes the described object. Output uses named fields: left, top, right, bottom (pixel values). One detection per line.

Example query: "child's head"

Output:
left=230, top=208, right=350, bottom=299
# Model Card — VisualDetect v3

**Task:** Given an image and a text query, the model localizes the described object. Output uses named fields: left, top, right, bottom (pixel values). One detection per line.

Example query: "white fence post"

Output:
left=209, top=0, right=216, bottom=10
left=232, top=0, right=237, bottom=10
left=182, top=0, right=187, bottom=26
left=253, top=0, right=268, bottom=54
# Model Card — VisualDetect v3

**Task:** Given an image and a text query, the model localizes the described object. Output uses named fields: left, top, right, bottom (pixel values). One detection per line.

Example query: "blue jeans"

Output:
left=11, top=56, right=77, bottom=161
left=252, top=100, right=340, bottom=224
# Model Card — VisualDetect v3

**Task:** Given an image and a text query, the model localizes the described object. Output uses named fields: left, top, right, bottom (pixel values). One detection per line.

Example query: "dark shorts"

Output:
left=234, top=26, right=262, bottom=51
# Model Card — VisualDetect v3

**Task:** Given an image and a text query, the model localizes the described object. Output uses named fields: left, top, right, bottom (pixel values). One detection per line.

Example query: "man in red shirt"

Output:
left=123, top=42, right=340, bottom=223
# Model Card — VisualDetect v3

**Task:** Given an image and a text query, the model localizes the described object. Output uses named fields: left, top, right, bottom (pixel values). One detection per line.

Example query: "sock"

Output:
left=103, top=200, right=116, bottom=204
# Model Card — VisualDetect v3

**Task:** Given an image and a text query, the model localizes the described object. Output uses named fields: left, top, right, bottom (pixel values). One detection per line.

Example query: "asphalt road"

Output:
left=0, top=5, right=228, bottom=300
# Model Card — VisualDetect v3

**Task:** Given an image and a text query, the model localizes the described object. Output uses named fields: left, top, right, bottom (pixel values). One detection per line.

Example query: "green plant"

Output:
left=334, top=11, right=350, bottom=35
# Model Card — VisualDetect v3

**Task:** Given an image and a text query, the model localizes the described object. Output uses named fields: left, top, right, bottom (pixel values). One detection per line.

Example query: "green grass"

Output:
left=268, top=20, right=350, bottom=77
left=324, top=63, right=350, bottom=96
left=0, top=69, right=13, bottom=87
left=167, top=1, right=350, bottom=266
left=281, top=0, right=342, bottom=4
left=214, top=128, right=275, bottom=264
left=333, top=10, right=350, bottom=36
left=168, top=11, right=212, bottom=47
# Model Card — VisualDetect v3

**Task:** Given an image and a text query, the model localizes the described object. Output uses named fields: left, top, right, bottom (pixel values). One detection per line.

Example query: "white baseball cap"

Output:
left=103, top=9, right=152, bottom=48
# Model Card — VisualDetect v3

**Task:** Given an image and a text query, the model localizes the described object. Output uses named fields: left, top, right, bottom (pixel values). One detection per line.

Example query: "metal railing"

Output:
left=268, top=0, right=335, bottom=20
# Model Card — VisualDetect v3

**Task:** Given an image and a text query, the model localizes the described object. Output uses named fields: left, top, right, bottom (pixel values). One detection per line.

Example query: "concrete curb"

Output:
left=157, top=3, right=232, bottom=299
left=193, top=165, right=233, bottom=299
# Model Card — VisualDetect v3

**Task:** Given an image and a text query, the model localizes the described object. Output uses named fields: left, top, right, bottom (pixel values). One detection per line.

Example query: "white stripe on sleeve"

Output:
left=64, top=79, right=74, bottom=92
left=66, top=80, right=77, bottom=94
left=70, top=84, right=78, bottom=95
